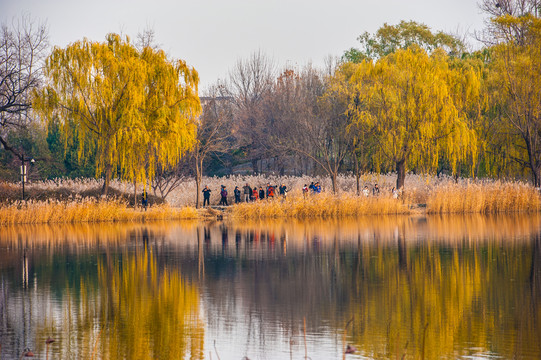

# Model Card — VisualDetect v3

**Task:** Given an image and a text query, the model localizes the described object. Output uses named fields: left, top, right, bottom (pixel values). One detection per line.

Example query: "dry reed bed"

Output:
left=426, top=181, right=541, bottom=214
left=0, top=199, right=198, bottom=225
left=1, top=180, right=539, bottom=224
left=230, top=193, right=411, bottom=219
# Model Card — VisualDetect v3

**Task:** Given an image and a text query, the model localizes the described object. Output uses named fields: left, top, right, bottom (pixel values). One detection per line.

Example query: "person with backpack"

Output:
left=302, top=184, right=309, bottom=199
left=219, top=185, right=228, bottom=206
left=202, top=185, right=212, bottom=207
left=266, top=183, right=275, bottom=199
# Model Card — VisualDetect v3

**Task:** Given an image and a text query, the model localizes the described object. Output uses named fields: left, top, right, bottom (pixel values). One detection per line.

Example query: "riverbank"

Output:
left=1, top=180, right=539, bottom=225
left=0, top=199, right=198, bottom=225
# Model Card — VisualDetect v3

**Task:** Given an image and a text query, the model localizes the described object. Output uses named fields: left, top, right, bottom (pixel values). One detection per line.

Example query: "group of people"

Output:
left=202, top=183, right=289, bottom=207
left=362, top=183, right=399, bottom=199
left=201, top=181, right=400, bottom=207
left=302, top=181, right=322, bottom=198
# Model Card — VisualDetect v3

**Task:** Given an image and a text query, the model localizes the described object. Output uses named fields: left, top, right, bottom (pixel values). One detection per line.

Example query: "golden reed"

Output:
left=230, top=193, right=410, bottom=219
left=425, top=181, right=541, bottom=214
left=0, top=198, right=198, bottom=225
left=1, top=181, right=539, bottom=224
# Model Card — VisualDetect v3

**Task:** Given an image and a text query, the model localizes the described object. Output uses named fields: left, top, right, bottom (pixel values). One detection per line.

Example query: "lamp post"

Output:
left=19, top=348, right=34, bottom=359
left=20, top=156, right=35, bottom=201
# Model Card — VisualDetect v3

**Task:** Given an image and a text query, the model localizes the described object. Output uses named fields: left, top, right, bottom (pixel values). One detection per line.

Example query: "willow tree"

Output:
left=347, top=47, right=479, bottom=190
left=488, top=15, right=541, bottom=186
left=34, top=33, right=199, bottom=194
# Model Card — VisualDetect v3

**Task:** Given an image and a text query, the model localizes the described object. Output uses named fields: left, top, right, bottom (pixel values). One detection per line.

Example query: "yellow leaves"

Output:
left=34, top=33, right=200, bottom=187
left=339, top=46, right=480, bottom=176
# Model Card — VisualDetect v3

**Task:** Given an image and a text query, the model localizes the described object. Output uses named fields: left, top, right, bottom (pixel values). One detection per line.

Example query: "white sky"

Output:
left=1, top=0, right=488, bottom=90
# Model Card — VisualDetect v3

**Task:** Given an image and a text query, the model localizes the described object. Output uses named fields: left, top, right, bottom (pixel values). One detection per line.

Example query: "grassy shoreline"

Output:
left=0, top=199, right=198, bottom=226
left=1, top=180, right=539, bottom=225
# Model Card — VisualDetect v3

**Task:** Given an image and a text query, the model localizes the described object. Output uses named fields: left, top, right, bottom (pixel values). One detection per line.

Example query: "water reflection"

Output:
left=0, top=215, right=540, bottom=359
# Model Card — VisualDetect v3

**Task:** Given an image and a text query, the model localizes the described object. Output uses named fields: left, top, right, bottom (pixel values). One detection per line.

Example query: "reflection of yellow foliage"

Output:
left=93, top=250, right=204, bottom=360
left=340, top=237, right=540, bottom=359
left=0, top=221, right=198, bottom=249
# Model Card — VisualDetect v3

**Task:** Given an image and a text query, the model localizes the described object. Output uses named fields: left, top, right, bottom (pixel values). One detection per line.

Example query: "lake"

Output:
left=1, top=215, right=540, bottom=359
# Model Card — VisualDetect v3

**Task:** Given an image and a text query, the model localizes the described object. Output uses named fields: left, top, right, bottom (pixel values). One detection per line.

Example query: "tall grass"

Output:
left=426, top=181, right=541, bottom=214
left=230, top=193, right=411, bottom=219
left=2, top=176, right=540, bottom=223
left=0, top=199, right=198, bottom=225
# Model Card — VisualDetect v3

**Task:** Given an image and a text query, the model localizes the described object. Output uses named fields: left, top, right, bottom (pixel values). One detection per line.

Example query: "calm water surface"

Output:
left=1, top=215, right=540, bottom=359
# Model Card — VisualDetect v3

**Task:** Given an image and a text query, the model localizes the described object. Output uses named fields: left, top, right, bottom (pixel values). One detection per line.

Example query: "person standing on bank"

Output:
left=219, top=185, right=228, bottom=206
left=243, top=183, right=252, bottom=202
left=279, top=184, right=287, bottom=198
left=141, top=190, right=148, bottom=210
left=302, top=184, right=309, bottom=199
left=202, top=185, right=211, bottom=207
left=259, top=186, right=265, bottom=200
left=234, top=186, right=241, bottom=203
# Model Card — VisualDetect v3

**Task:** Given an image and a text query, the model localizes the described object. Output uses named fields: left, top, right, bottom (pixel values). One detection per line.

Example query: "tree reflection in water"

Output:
left=90, top=248, right=204, bottom=360
left=0, top=216, right=540, bottom=359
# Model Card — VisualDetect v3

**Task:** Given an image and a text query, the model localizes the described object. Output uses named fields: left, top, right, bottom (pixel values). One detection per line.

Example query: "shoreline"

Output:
left=1, top=193, right=539, bottom=226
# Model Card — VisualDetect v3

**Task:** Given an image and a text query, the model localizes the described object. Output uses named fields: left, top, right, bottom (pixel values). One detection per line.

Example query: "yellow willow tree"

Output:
left=488, top=15, right=541, bottom=186
left=33, top=34, right=199, bottom=194
left=347, top=47, right=479, bottom=190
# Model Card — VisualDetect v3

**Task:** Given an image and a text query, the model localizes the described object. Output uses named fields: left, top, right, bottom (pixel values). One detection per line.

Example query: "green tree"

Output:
left=343, top=20, right=464, bottom=63
left=34, top=34, right=199, bottom=194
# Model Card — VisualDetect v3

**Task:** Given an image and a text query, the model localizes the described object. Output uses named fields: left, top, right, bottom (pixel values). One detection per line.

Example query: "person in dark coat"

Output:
left=234, top=186, right=241, bottom=203
left=279, top=184, right=287, bottom=198
left=259, top=186, right=265, bottom=200
left=202, top=185, right=211, bottom=207
left=219, top=185, right=228, bottom=206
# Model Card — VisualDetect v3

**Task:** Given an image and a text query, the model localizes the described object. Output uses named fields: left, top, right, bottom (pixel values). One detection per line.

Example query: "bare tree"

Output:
left=272, top=65, right=353, bottom=193
left=0, top=15, right=48, bottom=160
left=479, top=0, right=541, bottom=44
left=228, top=51, right=275, bottom=172
left=151, top=157, right=192, bottom=201
left=193, top=81, right=234, bottom=208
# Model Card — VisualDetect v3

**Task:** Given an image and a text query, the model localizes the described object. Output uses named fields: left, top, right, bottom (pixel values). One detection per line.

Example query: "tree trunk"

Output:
left=532, top=166, right=541, bottom=188
left=354, top=155, right=360, bottom=196
left=251, top=157, right=259, bottom=174
left=195, top=157, right=203, bottom=209
left=396, top=159, right=406, bottom=190
left=331, top=172, right=337, bottom=194
left=102, top=164, right=112, bottom=195
left=524, top=133, right=541, bottom=187
left=134, top=180, right=137, bottom=209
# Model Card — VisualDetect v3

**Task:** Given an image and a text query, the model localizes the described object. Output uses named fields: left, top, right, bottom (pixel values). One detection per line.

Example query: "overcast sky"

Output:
left=2, top=0, right=488, bottom=90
